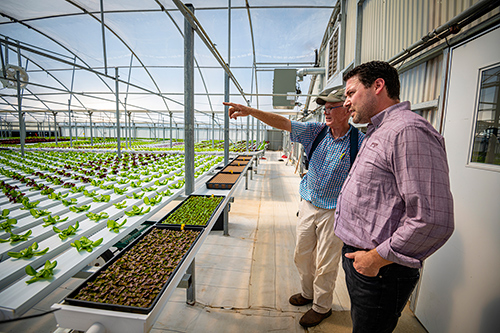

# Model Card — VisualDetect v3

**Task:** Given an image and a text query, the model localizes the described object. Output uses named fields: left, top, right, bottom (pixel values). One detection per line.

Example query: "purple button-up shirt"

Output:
left=335, top=101, right=454, bottom=268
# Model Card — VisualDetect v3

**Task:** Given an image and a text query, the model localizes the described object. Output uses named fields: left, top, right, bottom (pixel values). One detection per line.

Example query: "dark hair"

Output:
left=343, top=61, right=400, bottom=100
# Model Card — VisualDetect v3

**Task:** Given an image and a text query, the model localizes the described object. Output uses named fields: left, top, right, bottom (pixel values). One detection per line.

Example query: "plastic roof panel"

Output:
left=0, top=0, right=80, bottom=21
left=0, top=1, right=337, bottom=125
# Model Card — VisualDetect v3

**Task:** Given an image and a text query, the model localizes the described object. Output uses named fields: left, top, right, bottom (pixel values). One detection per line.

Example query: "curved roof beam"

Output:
left=65, top=0, right=172, bottom=114
left=0, top=16, right=125, bottom=113
left=154, top=0, right=215, bottom=116
left=1, top=37, right=89, bottom=113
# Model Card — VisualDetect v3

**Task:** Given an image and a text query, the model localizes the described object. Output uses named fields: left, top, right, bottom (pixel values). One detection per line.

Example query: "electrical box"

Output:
left=272, top=69, right=297, bottom=109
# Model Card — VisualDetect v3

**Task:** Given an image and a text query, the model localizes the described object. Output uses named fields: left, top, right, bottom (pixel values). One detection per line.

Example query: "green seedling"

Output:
left=107, top=219, right=127, bottom=233
left=83, top=190, right=98, bottom=197
left=141, top=186, right=157, bottom=192
left=130, top=181, right=142, bottom=188
left=71, top=236, right=103, bottom=252
left=117, top=179, right=129, bottom=185
left=25, top=260, right=57, bottom=284
left=0, top=209, right=10, bottom=220
left=93, top=194, right=111, bottom=203
left=21, top=198, right=40, bottom=210
left=0, top=218, right=17, bottom=233
left=8, top=242, right=49, bottom=259
left=86, top=211, right=109, bottom=222
left=114, top=201, right=128, bottom=209
left=61, top=198, right=78, bottom=207
left=91, top=179, right=104, bottom=187
left=154, top=179, right=169, bottom=186
left=169, top=180, right=185, bottom=189
left=156, top=190, right=173, bottom=197
left=144, top=195, right=162, bottom=206
left=69, top=205, right=91, bottom=213
left=0, top=230, right=32, bottom=244
left=42, top=215, right=68, bottom=227
left=30, top=208, right=51, bottom=219
left=100, top=184, right=115, bottom=190
left=124, top=205, right=151, bottom=217
left=114, top=187, right=127, bottom=195
left=48, top=192, right=68, bottom=201
left=126, top=192, right=144, bottom=199
left=69, top=185, right=86, bottom=193
left=53, top=221, right=79, bottom=240
left=40, top=188, right=55, bottom=195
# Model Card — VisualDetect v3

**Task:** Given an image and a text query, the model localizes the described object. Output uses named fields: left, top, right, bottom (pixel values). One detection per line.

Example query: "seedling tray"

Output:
left=63, top=225, right=203, bottom=314
left=157, top=194, right=225, bottom=227
left=235, top=155, right=252, bottom=161
left=221, top=165, right=246, bottom=173
left=229, top=160, right=249, bottom=166
left=205, top=172, right=241, bottom=189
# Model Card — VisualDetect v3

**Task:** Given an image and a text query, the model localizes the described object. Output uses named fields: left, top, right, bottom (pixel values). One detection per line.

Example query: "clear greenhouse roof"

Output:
left=0, top=1, right=336, bottom=128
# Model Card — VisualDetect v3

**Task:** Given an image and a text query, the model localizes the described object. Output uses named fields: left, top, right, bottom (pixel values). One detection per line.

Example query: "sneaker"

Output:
left=299, top=308, right=332, bottom=327
left=289, top=293, right=313, bottom=306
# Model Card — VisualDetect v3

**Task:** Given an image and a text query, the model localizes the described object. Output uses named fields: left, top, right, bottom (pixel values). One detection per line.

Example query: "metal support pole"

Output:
left=184, top=3, right=195, bottom=196
left=53, top=112, right=58, bottom=144
left=68, top=100, right=72, bottom=148
left=169, top=112, right=173, bottom=148
left=128, top=112, right=132, bottom=147
left=211, top=113, right=215, bottom=148
left=100, top=0, right=108, bottom=75
left=223, top=201, right=229, bottom=236
left=89, top=112, right=93, bottom=145
left=115, top=67, right=121, bottom=158
left=16, top=71, right=25, bottom=157
left=224, top=71, right=230, bottom=166
left=186, top=259, right=195, bottom=305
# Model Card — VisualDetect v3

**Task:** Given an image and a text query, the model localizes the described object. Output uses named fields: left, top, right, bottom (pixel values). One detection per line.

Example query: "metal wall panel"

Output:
left=399, top=54, right=443, bottom=104
left=348, top=0, right=498, bottom=65
left=344, top=0, right=357, bottom=68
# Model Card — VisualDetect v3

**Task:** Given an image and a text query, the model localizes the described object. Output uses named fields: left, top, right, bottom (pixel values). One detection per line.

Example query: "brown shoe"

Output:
left=289, top=293, right=313, bottom=306
left=299, top=308, right=332, bottom=327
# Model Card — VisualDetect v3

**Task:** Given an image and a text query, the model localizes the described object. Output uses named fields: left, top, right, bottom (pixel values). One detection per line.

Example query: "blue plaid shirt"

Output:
left=291, top=121, right=365, bottom=209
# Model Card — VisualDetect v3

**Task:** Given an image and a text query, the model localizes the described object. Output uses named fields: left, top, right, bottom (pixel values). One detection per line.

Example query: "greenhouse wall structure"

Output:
left=0, top=1, right=499, bottom=332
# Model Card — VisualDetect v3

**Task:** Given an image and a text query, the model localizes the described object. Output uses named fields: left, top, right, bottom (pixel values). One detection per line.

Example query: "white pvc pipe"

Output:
left=86, top=322, right=106, bottom=333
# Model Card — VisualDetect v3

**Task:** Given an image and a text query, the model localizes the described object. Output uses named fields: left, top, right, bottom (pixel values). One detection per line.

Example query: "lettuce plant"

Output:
left=69, top=205, right=91, bottom=213
left=71, top=236, right=103, bottom=252
left=107, top=219, right=127, bottom=233
left=124, top=205, right=151, bottom=217
left=25, top=260, right=57, bottom=284
left=8, top=242, right=49, bottom=259
left=0, top=230, right=32, bottom=244
left=42, top=215, right=68, bottom=227
left=86, top=211, right=109, bottom=222
left=53, top=221, right=79, bottom=240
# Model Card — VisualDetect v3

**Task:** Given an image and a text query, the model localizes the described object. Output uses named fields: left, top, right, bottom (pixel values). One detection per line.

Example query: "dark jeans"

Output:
left=342, top=244, right=420, bottom=333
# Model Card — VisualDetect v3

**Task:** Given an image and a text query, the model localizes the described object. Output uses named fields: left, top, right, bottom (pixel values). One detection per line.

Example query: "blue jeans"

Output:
left=342, top=244, right=420, bottom=333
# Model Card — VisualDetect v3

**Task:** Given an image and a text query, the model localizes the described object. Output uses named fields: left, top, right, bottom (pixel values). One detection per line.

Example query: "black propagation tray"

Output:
left=235, top=155, right=253, bottom=161
left=205, top=172, right=241, bottom=189
left=63, top=224, right=204, bottom=314
left=157, top=194, right=225, bottom=228
left=220, top=164, right=246, bottom=173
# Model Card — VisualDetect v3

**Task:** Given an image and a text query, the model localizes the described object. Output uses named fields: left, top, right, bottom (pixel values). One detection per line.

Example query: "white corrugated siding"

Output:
left=343, top=0, right=357, bottom=68
left=355, top=0, right=497, bottom=63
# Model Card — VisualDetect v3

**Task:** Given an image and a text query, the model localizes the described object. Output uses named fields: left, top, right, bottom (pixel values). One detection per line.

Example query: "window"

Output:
left=470, top=64, right=500, bottom=166
left=328, top=30, right=338, bottom=79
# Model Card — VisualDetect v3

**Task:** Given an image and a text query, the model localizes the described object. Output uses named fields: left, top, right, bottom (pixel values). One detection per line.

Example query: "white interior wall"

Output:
left=415, top=26, right=500, bottom=333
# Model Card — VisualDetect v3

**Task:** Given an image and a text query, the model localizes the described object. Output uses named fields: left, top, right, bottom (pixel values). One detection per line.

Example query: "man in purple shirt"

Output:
left=335, top=61, right=454, bottom=332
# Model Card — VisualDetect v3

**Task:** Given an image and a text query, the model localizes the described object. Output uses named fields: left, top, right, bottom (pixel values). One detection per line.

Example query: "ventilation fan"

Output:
left=1, top=64, right=29, bottom=89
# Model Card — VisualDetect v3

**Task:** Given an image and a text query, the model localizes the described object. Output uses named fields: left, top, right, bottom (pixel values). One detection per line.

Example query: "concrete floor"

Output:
left=0, top=151, right=428, bottom=333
